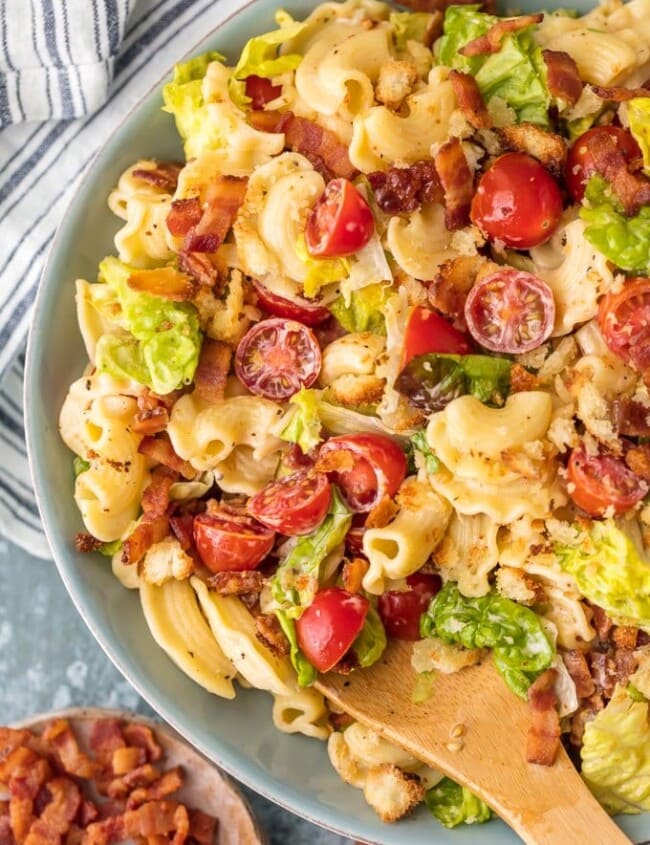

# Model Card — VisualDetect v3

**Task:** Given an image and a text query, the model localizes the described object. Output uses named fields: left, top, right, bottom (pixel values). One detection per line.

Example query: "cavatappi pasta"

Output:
left=61, top=0, right=650, bottom=829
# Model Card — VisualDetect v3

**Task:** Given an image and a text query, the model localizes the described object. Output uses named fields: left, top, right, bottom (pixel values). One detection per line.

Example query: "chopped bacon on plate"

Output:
left=543, top=50, right=583, bottom=107
left=367, top=160, right=442, bottom=214
left=192, top=340, right=232, bottom=405
left=183, top=176, right=249, bottom=254
left=449, top=70, right=492, bottom=128
left=434, top=138, right=474, bottom=230
left=460, top=14, right=543, bottom=57
left=131, top=162, right=183, bottom=193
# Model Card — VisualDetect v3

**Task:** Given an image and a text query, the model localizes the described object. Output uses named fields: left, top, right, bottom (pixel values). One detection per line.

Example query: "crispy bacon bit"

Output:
left=184, top=176, right=248, bottom=254
left=614, top=397, right=650, bottom=437
left=138, top=434, right=197, bottom=481
left=569, top=693, right=604, bottom=746
left=131, top=163, right=183, bottom=193
left=73, top=534, right=103, bottom=554
left=625, top=444, right=650, bottom=481
left=328, top=711, right=354, bottom=731
left=341, top=557, right=370, bottom=593
left=449, top=70, right=491, bottom=128
left=526, top=668, right=560, bottom=766
left=0, top=729, right=32, bottom=757
left=88, top=721, right=125, bottom=769
left=127, top=268, right=197, bottom=302
left=192, top=340, right=231, bottom=405
left=120, top=515, right=169, bottom=567
left=591, top=605, right=613, bottom=641
left=509, top=363, right=540, bottom=393
left=460, top=14, right=543, bottom=57
left=24, top=778, right=82, bottom=845
left=207, top=570, right=265, bottom=596
left=169, top=514, right=195, bottom=553
left=4, top=749, right=51, bottom=844
left=126, top=769, right=184, bottom=811
left=498, top=123, right=567, bottom=178
left=107, top=765, right=160, bottom=801
left=428, top=255, right=486, bottom=328
left=82, top=800, right=188, bottom=845
left=40, top=722, right=99, bottom=781
left=177, top=252, right=221, bottom=291
left=255, top=615, right=290, bottom=658
left=365, top=496, right=398, bottom=530
left=187, top=809, right=217, bottom=845
left=110, top=748, right=144, bottom=778
left=166, top=198, right=203, bottom=238
left=434, top=138, right=473, bottom=230
left=120, top=726, right=162, bottom=765
left=367, top=160, right=442, bottom=214
left=579, top=129, right=650, bottom=216
left=141, top=468, right=177, bottom=521
left=562, top=649, right=595, bottom=698
left=0, top=812, right=15, bottom=845
left=543, top=50, right=583, bottom=108
left=591, top=84, right=650, bottom=102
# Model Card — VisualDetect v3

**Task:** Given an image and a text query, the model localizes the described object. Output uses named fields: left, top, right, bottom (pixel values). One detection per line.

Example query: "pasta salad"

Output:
left=60, top=0, right=650, bottom=829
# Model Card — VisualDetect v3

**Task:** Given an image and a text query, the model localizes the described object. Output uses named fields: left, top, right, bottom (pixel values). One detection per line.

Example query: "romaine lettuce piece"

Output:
left=162, top=51, right=225, bottom=157
left=228, top=12, right=305, bottom=108
left=352, top=604, right=387, bottom=668
left=425, top=778, right=492, bottom=828
left=420, top=582, right=554, bottom=698
left=628, top=98, right=650, bottom=176
left=276, top=609, right=317, bottom=686
left=295, top=235, right=350, bottom=298
left=328, top=283, right=390, bottom=334
left=390, top=11, right=435, bottom=51
left=95, top=257, right=201, bottom=395
left=581, top=685, right=650, bottom=814
left=410, top=430, right=440, bottom=474
left=73, top=456, right=90, bottom=477
left=279, top=387, right=324, bottom=454
left=437, top=5, right=549, bottom=126
left=555, top=519, right=650, bottom=629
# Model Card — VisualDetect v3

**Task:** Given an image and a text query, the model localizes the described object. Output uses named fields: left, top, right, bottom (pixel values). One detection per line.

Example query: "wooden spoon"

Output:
left=12, top=707, right=266, bottom=845
left=317, top=641, right=632, bottom=845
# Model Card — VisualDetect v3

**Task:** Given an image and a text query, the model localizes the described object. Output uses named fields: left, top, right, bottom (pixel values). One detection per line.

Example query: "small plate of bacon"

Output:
left=1, top=709, right=265, bottom=845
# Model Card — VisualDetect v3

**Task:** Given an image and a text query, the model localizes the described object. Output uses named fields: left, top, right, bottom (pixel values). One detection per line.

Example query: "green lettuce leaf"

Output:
left=229, top=12, right=305, bottom=108
left=352, top=604, right=387, bottom=668
left=279, top=387, right=324, bottom=454
left=328, top=283, right=390, bottom=335
left=162, top=51, right=226, bottom=158
left=98, top=539, right=122, bottom=557
left=555, top=519, right=650, bottom=629
left=390, top=11, right=435, bottom=51
left=396, top=353, right=511, bottom=413
left=425, top=778, right=492, bottom=828
left=275, top=609, right=317, bottom=687
left=437, top=5, right=549, bottom=125
left=410, top=430, right=440, bottom=474
left=95, top=257, right=201, bottom=395
left=271, top=487, right=352, bottom=614
left=73, top=456, right=90, bottom=477
left=420, top=582, right=554, bottom=698
left=295, top=235, right=350, bottom=298
left=580, top=174, right=650, bottom=272
left=581, top=685, right=650, bottom=814
left=627, top=98, right=650, bottom=176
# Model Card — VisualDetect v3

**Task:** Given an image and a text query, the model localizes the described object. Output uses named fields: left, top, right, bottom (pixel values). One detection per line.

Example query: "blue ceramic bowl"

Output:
left=25, top=1, right=650, bottom=842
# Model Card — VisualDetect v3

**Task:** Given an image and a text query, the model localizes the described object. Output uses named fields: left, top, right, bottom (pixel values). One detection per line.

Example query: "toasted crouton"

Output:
left=498, top=123, right=567, bottom=178
left=140, top=538, right=194, bottom=585
left=375, top=60, right=418, bottom=109
left=363, top=764, right=425, bottom=823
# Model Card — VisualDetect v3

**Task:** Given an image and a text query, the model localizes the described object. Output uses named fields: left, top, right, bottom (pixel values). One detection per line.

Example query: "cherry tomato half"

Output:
left=402, top=306, right=472, bottom=367
left=598, top=278, right=650, bottom=373
left=247, top=470, right=331, bottom=536
left=566, top=125, right=641, bottom=203
left=567, top=444, right=647, bottom=517
left=296, top=587, right=369, bottom=672
left=305, top=178, right=374, bottom=258
left=244, top=75, right=282, bottom=110
left=193, top=512, right=275, bottom=573
left=470, top=152, right=563, bottom=249
left=235, top=317, right=321, bottom=400
left=378, top=572, right=442, bottom=641
left=464, top=268, right=555, bottom=354
left=252, top=279, right=331, bottom=327
left=318, top=433, right=407, bottom=512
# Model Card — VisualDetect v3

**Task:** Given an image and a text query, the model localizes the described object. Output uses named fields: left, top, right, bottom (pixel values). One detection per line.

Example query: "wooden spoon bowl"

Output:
left=11, top=707, right=266, bottom=845
left=317, top=641, right=631, bottom=845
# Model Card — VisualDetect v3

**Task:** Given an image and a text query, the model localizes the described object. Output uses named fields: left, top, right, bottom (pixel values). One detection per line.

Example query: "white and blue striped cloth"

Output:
left=0, top=0, right=244, bottom=559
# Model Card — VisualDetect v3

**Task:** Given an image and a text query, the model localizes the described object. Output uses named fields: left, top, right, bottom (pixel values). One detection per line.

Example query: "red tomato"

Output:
left=247, top=471, right=331, bottom=536
left=464, top=268, right=555, bottom=354
left=235, top=318, right=321, bottom=400
left=598, top=278, right=650, bottom=373
left=305, top=178, right=374, bottom=258
left=402, top=306, right=472, bottom=367
left=244, top=75, right=282, bottom=110
left=193, top=513, right=275, bottom=573
left=470, top=152, right=563, bottom=249
left=252, top=279, right=331, bottom=326
left=378, top=573, right=442, bottom=641
left=318, top=433, right=407, bottom=512
left=566, top=125, right=641, bottom=203
left=567, top=444, right=647, bottom=517
left=296, top=587, right=369, bottom=672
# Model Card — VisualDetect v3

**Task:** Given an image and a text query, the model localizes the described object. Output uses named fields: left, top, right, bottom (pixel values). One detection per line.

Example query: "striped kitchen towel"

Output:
left=0, top=0, right=245, bottom=559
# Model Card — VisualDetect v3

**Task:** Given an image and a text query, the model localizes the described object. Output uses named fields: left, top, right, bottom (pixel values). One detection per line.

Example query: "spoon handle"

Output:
left=317, top=642, right=632, bottom=845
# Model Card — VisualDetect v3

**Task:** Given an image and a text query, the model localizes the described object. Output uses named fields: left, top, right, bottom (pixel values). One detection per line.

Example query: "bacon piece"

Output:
left=526, top=668, right=560, bottom=766
left=569, top=692, right=604, bottom=746
left=82, top=801, right=187, bottom=845
left=0, top=729, right=33, bottom=758
left=543, top=50, right=583, bottom=107
left=625, top=444, right=650, bottom=481
left=78, top=804, right=97, bottom=830
left=169, top=514, right=195, bottom=553
left=107, top=766, right=161, bottom=801
left=207, top=571, right=265, bottom=596
left=192, top=340, right=231, bottom=405
left=434, top=138, right=473, bottom=230
left=589, top=652, right=616, bottom=698
left=120, top=516, right=170, bottom=567
left=5, top=750, right=51, bottom=844
left=120, top=727, right=162, bottom=765
left=24, top=778, right=82, bottom=845
left=141, top=468, right=177, bottom=521
left=132, top=391, right=169, bottom=438
left=614, top=396, right=650, bottom=436
left=40, top=722, right=99, bottom=781
left=615, top=649, right=638, bottom=685
left=166, top=198, right=202, bottom=238
left=591, top=84, right=650, bottom=102
left=461, top=14, right=543, bottom=57
left=591, top=605, right=613, bottom=641
left=341, top=557, right=370, bottom=593
left=183, top=176, right=248, bottom=254
left=449, top=70, right=491, bottom=128
left=579, top=130, right=650, bottom=215
left=427, top=255, right=485, bottom=327
left=562, top=649, right=595, bottom=698
left=127, top=268, right=197, bottom=302
left=111, top=748, right=145, bottom=777
left=187, top=810, right=217, bottom=845
left=0, top=814, right=16, bottom=845
left=254, top=615, right=290, bottom=658
left=612, top=625, right=638, bottom=650
left=88, top=721, right=125, bottom=769
left=131, top=163, right=183, bottom=193
left=177, top=252, right=221, bottom=291
left=498, top=123, right=567, bottom=178
left=73, top=534, right=103, bottom=554
left=138, top=434, right=197, bottom=481
left=126, top=768, right=184, bottom=811
left=367, top=160, right=442, bottom=214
